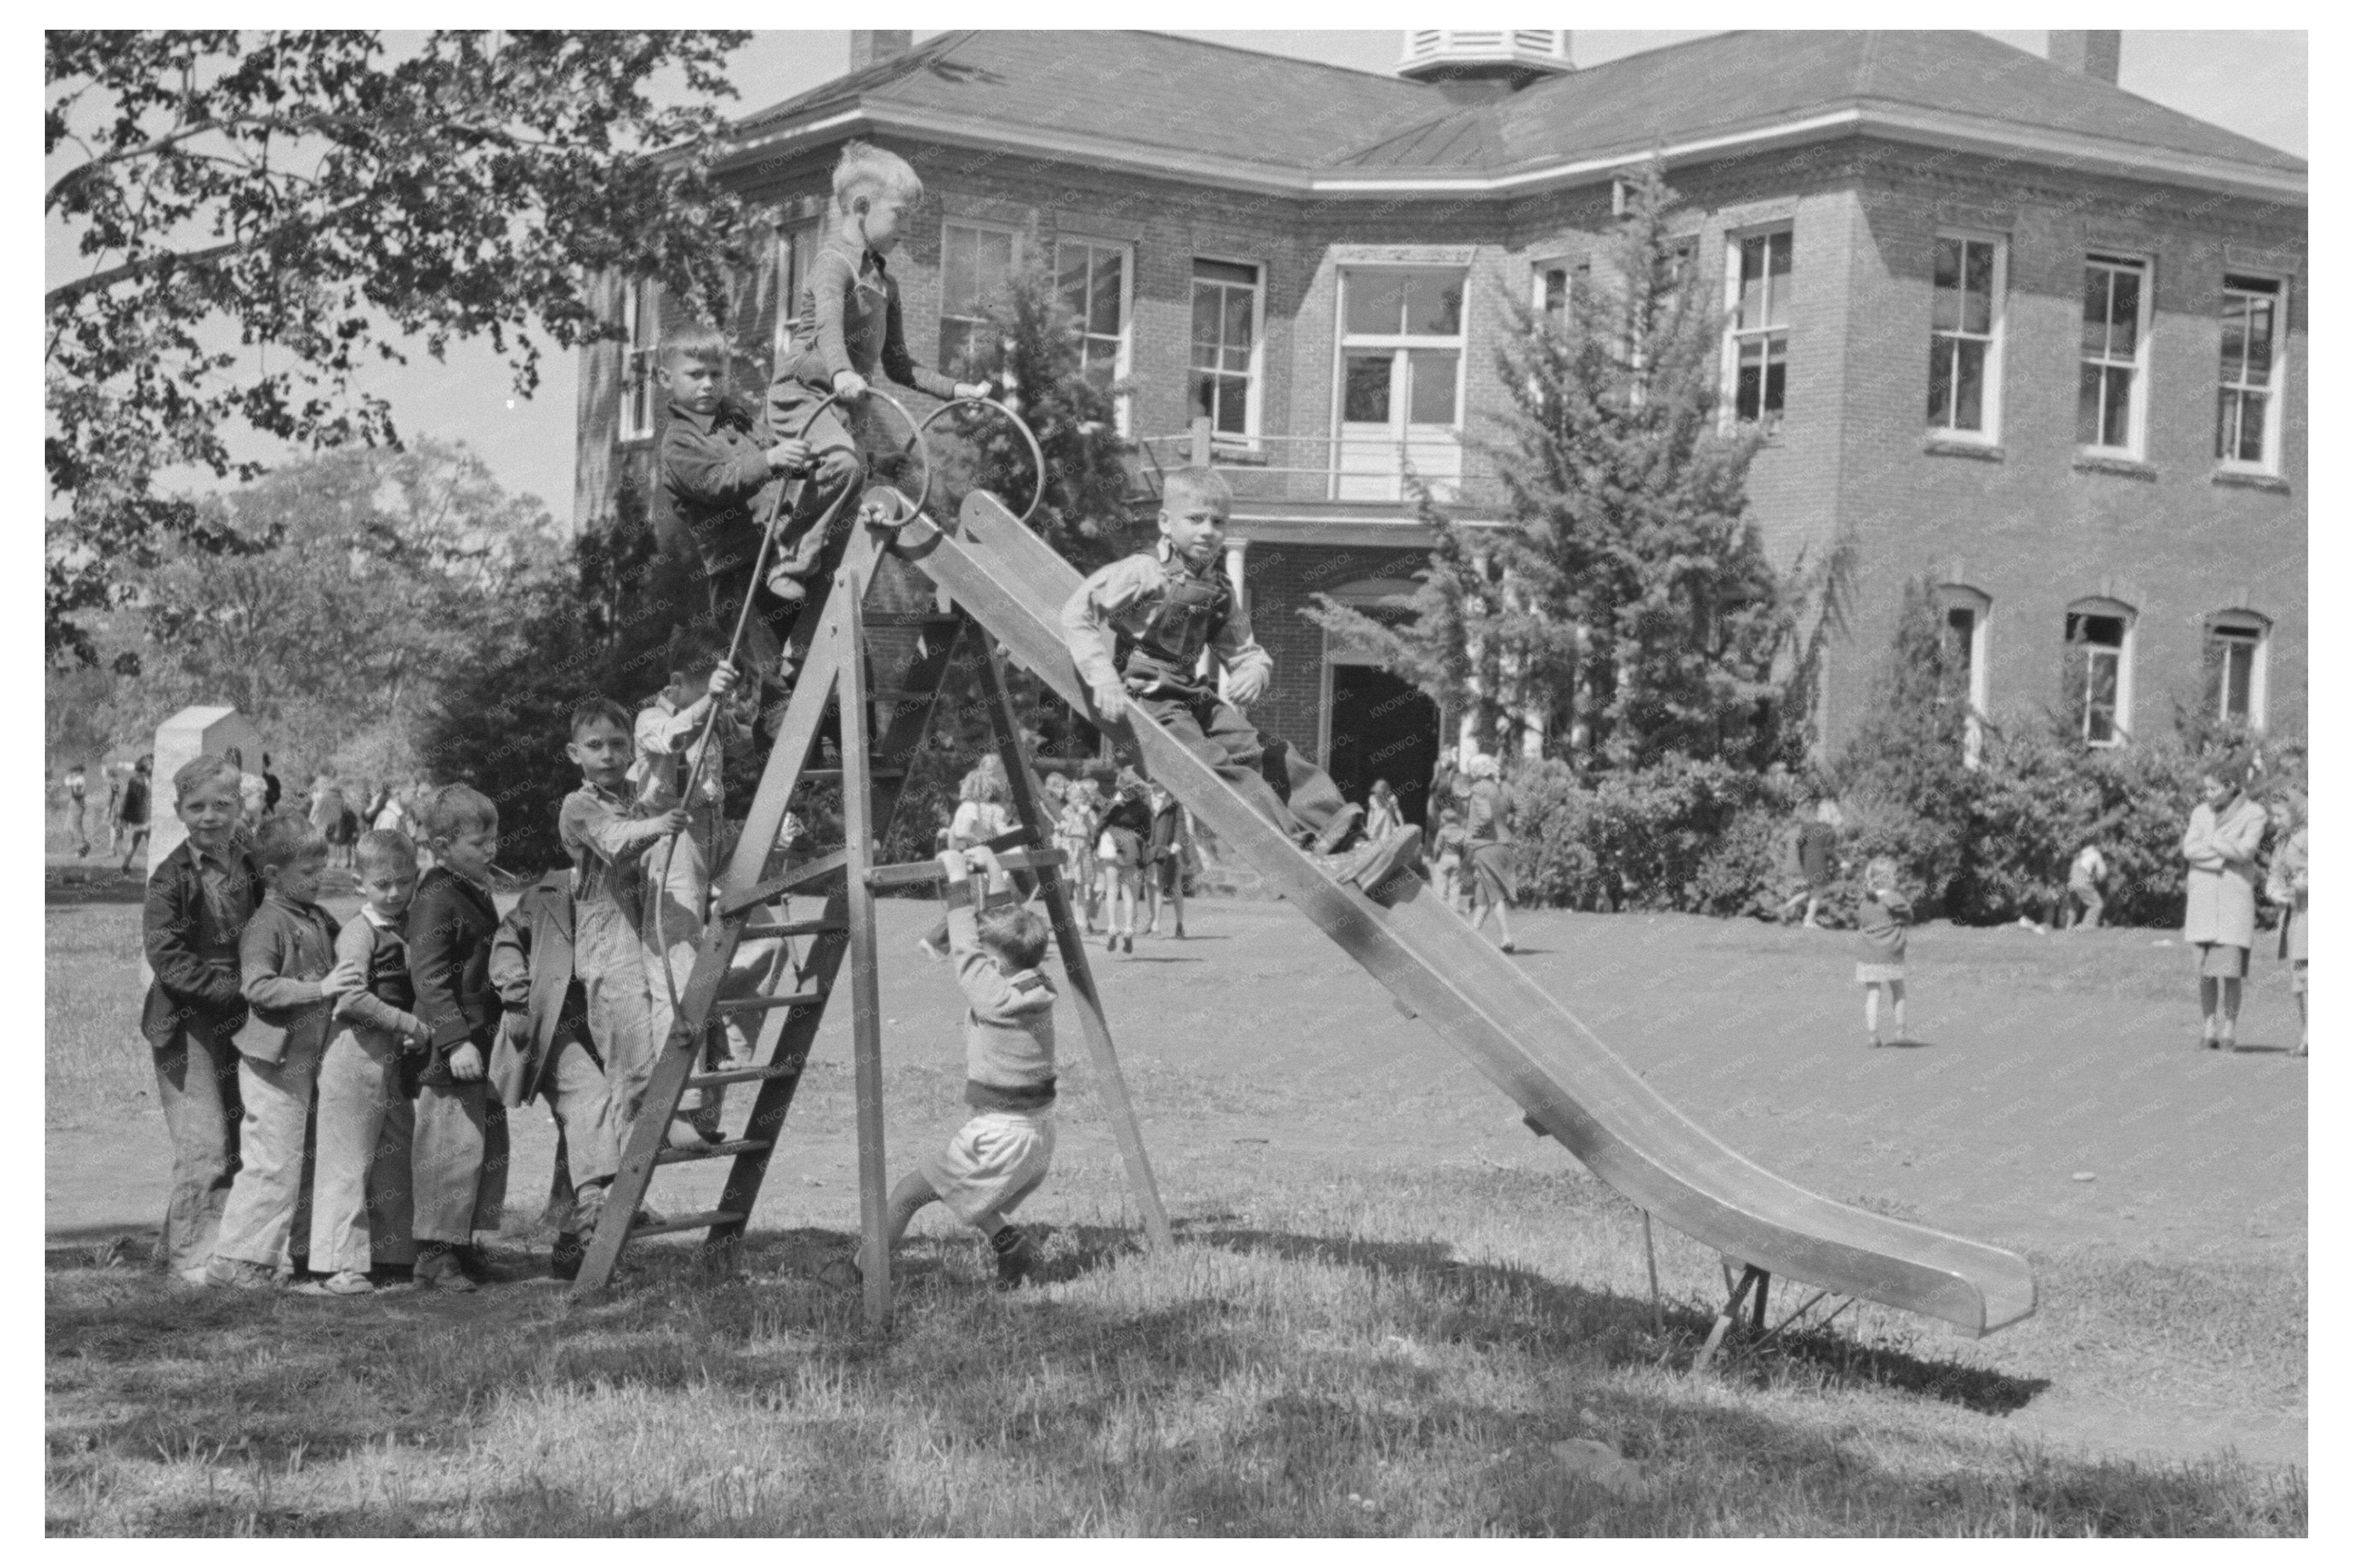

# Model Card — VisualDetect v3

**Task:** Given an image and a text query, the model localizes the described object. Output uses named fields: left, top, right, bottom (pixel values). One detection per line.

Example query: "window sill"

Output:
left=2072, top=453, right=2157, bottom=482
left=1924, top=437, right=2004, bottom=462
left=2210, top=468, right=2290, bottom=495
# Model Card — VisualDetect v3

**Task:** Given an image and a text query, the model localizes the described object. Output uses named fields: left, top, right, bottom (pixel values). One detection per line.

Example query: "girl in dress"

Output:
left=1855, top=856, right=1913, bottom=1048
left=2264, top=786, right=2308, bottom=1058
left=2180, top=753, right=2267, bottom=1051
left=1461, top=752, right=1518, bottom=953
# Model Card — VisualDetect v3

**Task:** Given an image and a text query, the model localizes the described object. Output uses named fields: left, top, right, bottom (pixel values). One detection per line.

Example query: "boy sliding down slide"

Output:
left=1061, top=465, right=1422, bottom=895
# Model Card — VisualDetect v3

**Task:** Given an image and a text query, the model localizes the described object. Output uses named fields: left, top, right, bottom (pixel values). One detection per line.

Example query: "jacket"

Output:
left=487, top=873, right=595, bottom=1108
left=945, top=878, right=1057, bottom=1112
left=141, top=839, right=262, bottom=1051
left=2182, top=795, right=2266, bottom=950
left=1857, top=889, right=1913, bottom=965
left=237, top=892, right=343, bottom=1065
left=659, top=397, right=786, bottom=573
left=407, top=866, right=502, bottom=1086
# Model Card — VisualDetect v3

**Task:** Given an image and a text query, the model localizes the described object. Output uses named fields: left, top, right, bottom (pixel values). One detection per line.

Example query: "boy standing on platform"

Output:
left=1062, top=466, right=1422, bottom=895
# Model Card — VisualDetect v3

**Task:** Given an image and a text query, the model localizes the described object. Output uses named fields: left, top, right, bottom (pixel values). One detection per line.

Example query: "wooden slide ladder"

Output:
left=571, top=509, right=1172, bottom=1322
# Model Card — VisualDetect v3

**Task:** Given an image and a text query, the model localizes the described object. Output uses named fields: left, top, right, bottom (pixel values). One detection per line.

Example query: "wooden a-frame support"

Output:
left=571, top=506, right=1169, bottom=1322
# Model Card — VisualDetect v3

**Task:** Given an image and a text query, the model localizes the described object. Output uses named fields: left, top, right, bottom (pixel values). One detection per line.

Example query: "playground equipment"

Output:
left=576, top=405, right=2038, bottom=1351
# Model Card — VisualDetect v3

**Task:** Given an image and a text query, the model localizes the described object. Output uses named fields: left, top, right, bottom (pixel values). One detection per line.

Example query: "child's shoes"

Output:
left=550, top=1233, right=585, bottom=1282
left=203, top=1257, right=281, bottom=1291
left=1341, top=826, right=1425, bottom=899
left=1311, top=803, right=1367, bottom=856
left=415, top=1244, right=478, bottom=1293
left=991, top=1226, right=1039, bottom=1291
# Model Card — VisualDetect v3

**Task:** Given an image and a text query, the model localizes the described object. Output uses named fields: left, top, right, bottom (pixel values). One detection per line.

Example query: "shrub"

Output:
left=1506, top=755, right=1786, bottom=913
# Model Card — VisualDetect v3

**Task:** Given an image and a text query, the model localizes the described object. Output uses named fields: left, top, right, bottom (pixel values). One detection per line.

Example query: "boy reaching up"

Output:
left=1062, top=465, right=1422, bottom=896
left=879, top=847, right=1057, bottom=1290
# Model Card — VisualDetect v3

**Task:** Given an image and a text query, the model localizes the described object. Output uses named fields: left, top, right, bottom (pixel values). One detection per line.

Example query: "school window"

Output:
left=1336, top=267, right=1468, bottom=500
left=2078, top=254, right=2151, bottom=456
left=2064, top=602, right=2135, bottom=747
left=770, top=218, right=821, bottom=370
left=619, top=277, right=659, bottom=442
left=1937, top=585, right=1992, bottom=767
left=2215, top=274, right=2283, bottom=471
left=1927, top=233, right=2005, bottom=440
left=1190, top=258, right=1262, bottom=442
left=2205, top=613, right=2270, bottom=728
left=1532, top=258, right=1576, bottom=328
left=938, top=220, right=1021, bottom=381
left=1724, top=228, right=1792, bottom=428
left=1055, top=237, right=1133, bottom=433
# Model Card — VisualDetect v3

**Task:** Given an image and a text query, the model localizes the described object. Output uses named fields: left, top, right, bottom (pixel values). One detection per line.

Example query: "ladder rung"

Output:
left=627, top=1208, right=744, bottom=1240
left=868, top=689, right=936, bottom=705
left=736, top=916, right=847, bottom=938
left=719, top=849, right=852, bottom=917
left=800, top=767, right=908, bottom=785
left=713, top=989, right=824, bottom=1015
left=865, top=613, right=964, bottom=628
left=866, top=847, right=1065, bottom=888
left=653, top=1137, right=774, bottom=1166
left=688, top=1062, right=804, bottom=1089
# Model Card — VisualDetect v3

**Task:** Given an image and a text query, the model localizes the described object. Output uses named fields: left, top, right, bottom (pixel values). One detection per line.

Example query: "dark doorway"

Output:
left=1325, top=664, right=1442, bottom=827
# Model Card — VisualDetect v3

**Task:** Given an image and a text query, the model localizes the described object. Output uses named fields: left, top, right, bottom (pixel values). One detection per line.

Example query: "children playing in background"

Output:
left=207, top=815, right=362, bottom=1289
left=919, top=758, right=1015, bottom=962
left=1432, top=803, right=1468, bottom=915
left=116, top=753, right=152, bottom=877
left=1856, top=856, right=1913, bottom=1048
left=2181, top=753, right=2266, bottom=1052
left=2066, top=841, right=2109, bottom=930
left=406, top=784, right=508, bottom=1290
left=879, top=846, right=1057, bottom=1290
left=2265, top=787, right=2309, bottom=1059
left=491, top=870, right=623, bottom=1281
left=312, top=828, right=431, bottom=1295
left=1096, top=769, right=1151, bottom=954
left=1057, top=775, right=1104, bottom=932
left=769, top=141, right=989, bottom=604
left=1062, top=466, right=1421, bottom=896
left=1143, top=782, right=1188, bottom=939
left=142, top=754, right=263, bottom=1284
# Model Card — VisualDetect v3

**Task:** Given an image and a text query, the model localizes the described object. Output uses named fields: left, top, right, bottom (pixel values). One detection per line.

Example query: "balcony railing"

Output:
left=1134, top=420, right=1499, bottom=510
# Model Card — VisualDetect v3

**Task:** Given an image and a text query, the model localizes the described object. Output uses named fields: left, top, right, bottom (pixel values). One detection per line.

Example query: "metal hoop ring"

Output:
left=854, top=387, right=935, bottom=519
left=917, top=395, right=1046, bottom=527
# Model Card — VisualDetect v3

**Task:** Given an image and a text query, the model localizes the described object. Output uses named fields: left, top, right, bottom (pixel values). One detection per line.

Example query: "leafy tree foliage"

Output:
left=45, top=29, right=756, bottom=664
left=1308, top=165, right=1832, bottom=772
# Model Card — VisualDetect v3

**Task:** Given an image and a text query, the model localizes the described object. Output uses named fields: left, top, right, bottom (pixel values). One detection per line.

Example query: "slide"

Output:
left=896, top=491, right=2037, bottom=1338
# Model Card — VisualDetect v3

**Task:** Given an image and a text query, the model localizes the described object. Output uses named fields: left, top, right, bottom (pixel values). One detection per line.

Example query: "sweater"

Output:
left=944, top=880, right=1057, bottom=1112
left=1857, top=889, right=1913, bottom=965
left=237, top=892, right=343, bottom=1065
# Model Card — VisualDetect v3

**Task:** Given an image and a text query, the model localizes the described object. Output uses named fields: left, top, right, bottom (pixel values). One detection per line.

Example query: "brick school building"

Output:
left=572, top=29, right=2305, bottom=827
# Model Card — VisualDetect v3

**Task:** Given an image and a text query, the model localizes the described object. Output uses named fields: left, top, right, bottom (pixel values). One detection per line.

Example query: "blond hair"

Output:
left=1161, top=465, right=1232, bottom=513
left=832, top=140, right=923, bottom=215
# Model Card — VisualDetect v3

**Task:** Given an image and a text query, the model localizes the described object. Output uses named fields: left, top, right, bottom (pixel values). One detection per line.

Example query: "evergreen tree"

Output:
left=1310, top=164, right=1821, bottom=771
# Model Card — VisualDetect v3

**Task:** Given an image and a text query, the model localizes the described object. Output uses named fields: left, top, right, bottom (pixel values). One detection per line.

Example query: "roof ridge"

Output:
left=733, top=29, right=978, bottom=132
left=1131, top=29, right=1432, bottom=87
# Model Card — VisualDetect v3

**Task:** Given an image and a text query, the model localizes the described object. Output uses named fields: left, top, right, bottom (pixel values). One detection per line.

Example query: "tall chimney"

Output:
left=849, top=30, right=913, bottom=72
left=2048, top=30, right=2121, bottom=86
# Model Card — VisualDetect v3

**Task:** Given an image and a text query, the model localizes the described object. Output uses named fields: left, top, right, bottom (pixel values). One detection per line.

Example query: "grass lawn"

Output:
left=45, top=877, right=2307, bottom=1536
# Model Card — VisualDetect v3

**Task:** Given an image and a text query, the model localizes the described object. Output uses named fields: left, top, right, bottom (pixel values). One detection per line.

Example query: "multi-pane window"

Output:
left=1726, top=229, right=1791, bottom=427
left=939, top=220, right=1020, bottom=380
left=1055, top=238, right=1131, bottom=428
left=770, top=219, right=821, bottom=369
left=2065, top=606, right=2133, bottom=745
left=1928, top=234, right=2004, bottom=439
left=1337, top=268, right=1467, bottom=500
left=2206, top=614, right=2269, bottom=728
left=2078, top=254, right=2149, bottom=454
left=620, top=277, right=659, bottom=441
left=2216, top=274, right=2282, bottom=470
left=1190, top=258, right=1262, bottom=440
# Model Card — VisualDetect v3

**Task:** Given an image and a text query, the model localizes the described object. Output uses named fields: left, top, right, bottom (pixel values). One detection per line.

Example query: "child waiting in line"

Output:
left=207, top=815, right=363, bottom=1289
left=408, top=784, right=508, bottom=1291
left=769, top=141, right=989, bottom=604
left=878, top=846, right=1057, bottom=1290
left=562, top=698, right=697, bottom=1148
left=1856, top=856, right=1914, bottom=1048
left=491, top=870, right=623, bottom=1281
left=1062, top=466, right=1421, bottom=897
left=142, top=754, right=263, bottom=1284
left=311, top=829, right=433, bottom=1295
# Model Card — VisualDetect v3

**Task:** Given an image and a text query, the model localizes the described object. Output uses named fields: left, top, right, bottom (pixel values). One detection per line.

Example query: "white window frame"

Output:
left=1722, top=225, right=1793, bottom=432
left=1927, top=229, right=2007, bottom=444
left=1332, top=264, right=1471, bottom=497
left=1531, top=255, right=1577, bottom=328
left=938, top=218, right=1024, bottom=381
left=1936, top=584, right=1992, bottom=768
left=1054, top=234, right=1134, bottom=436
left=1189, top=255, right=1265, bottom=450
left=2215, top=272, right=2286, bottom=476
left=770, top=218, right=823, bottom=371
left=2064, top=598, right=2137, bottom=747
left=2206, top=611, right=2271, bottom=730
left=2079, top=252, right=2153, bottom=459
left=619, top=276, right=659, bottom=442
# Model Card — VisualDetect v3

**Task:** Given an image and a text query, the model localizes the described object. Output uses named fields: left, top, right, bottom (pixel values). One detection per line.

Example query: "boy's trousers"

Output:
left=215, top=1034, right=329, bottom=1268
left=576, top=895, right=658, bottom=1131
left=537, top=1028, right=620, bottom=1234
left=411, top=1077, right=508, bottom=1245
left=309, top=1025, right=417, bottom=1274
left=1134, top=690, right=1349, bottom=844
left=152, top=1031, right=244, bottom=1275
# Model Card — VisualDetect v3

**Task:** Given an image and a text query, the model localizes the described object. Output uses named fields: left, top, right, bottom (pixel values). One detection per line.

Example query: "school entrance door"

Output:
left=1322, top=661, right=1441, bottom=828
